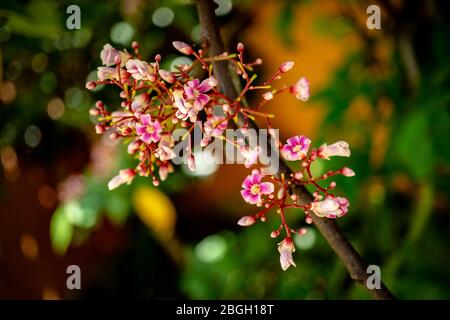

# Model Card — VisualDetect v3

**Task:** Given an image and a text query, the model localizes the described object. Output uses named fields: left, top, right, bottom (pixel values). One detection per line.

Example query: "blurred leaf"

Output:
left=50, top=207, right=74, bottom=255
left=132, top=185, right=176, bottom=240
left=393, top=111, right=434, bottom=181
left=274, top=3, right=294, bottom=46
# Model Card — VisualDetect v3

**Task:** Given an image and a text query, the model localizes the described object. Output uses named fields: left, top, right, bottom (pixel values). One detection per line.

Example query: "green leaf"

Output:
left=50, top=208, right=74, bottom=255
left=394, top=111, right=434, bottom=181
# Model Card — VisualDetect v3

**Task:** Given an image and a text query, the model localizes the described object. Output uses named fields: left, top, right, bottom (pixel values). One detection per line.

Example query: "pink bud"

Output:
left=95, top=124, right=104, bottom=134
left=279, top=61, right=294, bottom=73
left=237, top=42, right=245, bottom=52
left=86, top=81, right=97, bottom=90
left=158, top=69, right=176, bottom=84
left=172, top=41, right=193, bottom=55
left=341, top=167, right=355, bottom=177
left=329, top=181, right=336, bottom=188
left=155, top=54, right=161, bottom=62
left=298, top=228, right=307, bottom=235
left=305, top=215, right=313, bottom=224
left=270, top=230, right=280, bottom=238
left=114, top=55, right=121, bottom=65
left=152, top=178, right=160, bottom=187
left=95, top=100, right=104, bottom=109
left=263, top=91, right=274, bottom=101
left=237, top=215, right=256, bottom=227
left=294, top=172, right=303, bottom=180
left=187, top=154, right=196, bottom=172
left=89, top=108, right=99, bottom=116
left=132, top=41, right=139, bottom=50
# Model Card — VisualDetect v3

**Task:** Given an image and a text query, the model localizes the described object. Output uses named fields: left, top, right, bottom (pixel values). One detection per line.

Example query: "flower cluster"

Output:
left=87, top=41, right=309, bottom=189
left=238, top=139, right=354, bottom=270
left=86, top=40, right=354, bottom=271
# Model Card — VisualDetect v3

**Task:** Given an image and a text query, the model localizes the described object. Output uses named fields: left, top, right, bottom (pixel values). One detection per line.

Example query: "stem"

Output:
left=195, top=0, right=395, bottom=300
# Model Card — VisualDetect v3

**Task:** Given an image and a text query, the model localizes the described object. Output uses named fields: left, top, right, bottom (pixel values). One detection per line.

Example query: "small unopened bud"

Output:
left=298, top=228, right=307, bottom=235
left=237, top=215, right=256, bottom=227
left=294, top=172, right=303, bottom=180
left=89, top=108, right=99, bottom=116
left=172, top=41, right=193, bottom=55
left=187, top=154, right=196, bottom=172
left=132, top=41, right=139, bottom=50
left=172, top=117, right=178, bottom=124
left=152, top=177, right=160, bottom=186
left=279, top=61, right=294, bottom=73
left=120, top=91, right=127, bottom=99
left=95, top=100, right=104, bottom=109
left=86, top=81, right=97, bottom=90
left=329, top=181, right=336, bottom=188
left=305, top=215, right=313, bottom=224
left=255, top=58, right=262, bottom=65
left=341, top=167, right=355, bottom=177
left=155, top=54, right=161, bottom=62
left=114, top=55, right=121, bottom=65
left=237, top=42, right=245, bottom=52
left=159, top=69, right=176, bottom=84
left=270, top=230, right=280, bottom=238
left=290, top=194, right=298, bottom=202
left=95, top=124, right=105, bottom=134
left=263, top=91, right=274, bottom=101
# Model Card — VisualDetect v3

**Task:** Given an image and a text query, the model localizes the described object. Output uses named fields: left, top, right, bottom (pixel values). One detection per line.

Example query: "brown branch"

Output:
left=195, top=0, right=395, bottom=300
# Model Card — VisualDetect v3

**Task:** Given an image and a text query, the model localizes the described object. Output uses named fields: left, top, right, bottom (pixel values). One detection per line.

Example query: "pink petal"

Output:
left=259, top=182, right=274, bottom=194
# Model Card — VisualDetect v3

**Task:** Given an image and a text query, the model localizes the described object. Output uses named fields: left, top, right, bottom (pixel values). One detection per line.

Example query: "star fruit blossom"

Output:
left=87, top=41, right=354, bottom=271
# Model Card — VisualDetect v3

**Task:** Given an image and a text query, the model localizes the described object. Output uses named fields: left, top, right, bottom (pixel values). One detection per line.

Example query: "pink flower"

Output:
left=204, top=115, right=227, bottom=137
left=281, top=135, right=311, bottom=161
left=279, top=61, right=294, bottom=73
left=155, top=135, right=175, bottom=161
left=241, top=169, right=274, bottom=205
left=318, top=141, right=351, bottom=160
left=237, top=215, right=256, bottom=227
left=291, top=77, right=310, bottom=101
left=100, top=43, right=120, bottom=66
left=184, top=77, right=217, bottom=111
left=108, top=169, right=136, bottom=190
left=136, top=114, right=162, bottom=144
left=97, top=67, right=130, bottom=83
left=125, top=59, right=154, bottom=81
left=240, top=146, right=261, bottom=168
left=172, top=41, right=193, bottom=55
left=97, top=67, right=117, bottom=81
left=278, top=237, right=296, bottom=271
left=310, top=196, right=349, bottom=218
left=173, top=90, right=198, bottom=122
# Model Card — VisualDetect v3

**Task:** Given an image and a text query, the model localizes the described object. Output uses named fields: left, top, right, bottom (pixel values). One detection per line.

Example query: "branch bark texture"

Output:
left=195, top=0, right=395, bottom=300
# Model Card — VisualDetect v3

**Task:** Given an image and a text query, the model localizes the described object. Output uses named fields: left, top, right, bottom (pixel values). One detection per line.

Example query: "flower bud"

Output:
left=237, top=215, right=256, bottom=227
left=86, top=81, right=97, bottom=90
left=172, top=41, right=193, bottom=55
left=159, top=69, right=176, bottom=83
left=237, top=42, right=245, bottom=52
left=263, top=91, right=274, bottom=101
left=341, top=167, right=355, bottom=177
left=132, top=41, right=139, bottom=50
left=279, top=61, right=294, bottom=73
left=95, top=124, right=105, bottom=134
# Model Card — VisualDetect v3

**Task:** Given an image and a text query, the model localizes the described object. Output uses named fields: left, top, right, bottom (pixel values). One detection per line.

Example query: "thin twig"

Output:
left=195, top=0, right=395, bottom=300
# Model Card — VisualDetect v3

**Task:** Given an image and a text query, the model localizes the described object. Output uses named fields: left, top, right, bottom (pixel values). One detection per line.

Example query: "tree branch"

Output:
left=195, top=0, right=395, bottom=299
